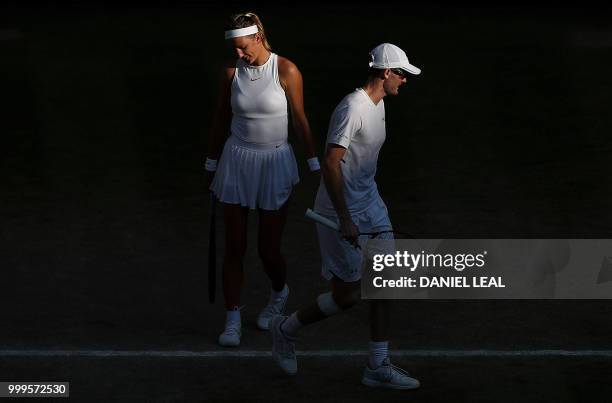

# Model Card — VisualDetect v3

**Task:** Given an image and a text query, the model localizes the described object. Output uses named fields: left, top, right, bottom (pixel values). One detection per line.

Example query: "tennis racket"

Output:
left=208, top=193, right=217, bottom=303
left=305, top=208, right=415, bottom=239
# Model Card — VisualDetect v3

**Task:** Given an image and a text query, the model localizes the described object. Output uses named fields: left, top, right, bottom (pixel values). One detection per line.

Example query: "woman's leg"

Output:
left=255, top=201, right=290, bottom=330
left=222, top=203, right=249, bottom=310
left=257, top=201, right=289, bottom=291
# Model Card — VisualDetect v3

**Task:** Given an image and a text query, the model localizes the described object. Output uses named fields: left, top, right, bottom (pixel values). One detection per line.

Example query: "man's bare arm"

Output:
left=322, top=145, right=359, bottom=245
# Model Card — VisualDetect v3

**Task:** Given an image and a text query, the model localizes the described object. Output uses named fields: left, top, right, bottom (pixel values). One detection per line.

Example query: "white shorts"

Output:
left=210, top=135, right=300, bottom=210
left=316, top=196, right=394, bottom=282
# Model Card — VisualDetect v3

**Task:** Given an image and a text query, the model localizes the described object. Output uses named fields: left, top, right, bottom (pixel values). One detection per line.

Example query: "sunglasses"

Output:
left=390, top=68, right=407, bottom=79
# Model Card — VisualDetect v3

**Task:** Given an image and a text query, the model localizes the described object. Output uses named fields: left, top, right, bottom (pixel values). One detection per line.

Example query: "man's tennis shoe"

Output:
left=257, top=286, right=289, bottom=330
left=271, top=315, right=297, bottom=375
left=362, top=358, right=420, bottom=390
left=218, top=321, right=241, bottom=347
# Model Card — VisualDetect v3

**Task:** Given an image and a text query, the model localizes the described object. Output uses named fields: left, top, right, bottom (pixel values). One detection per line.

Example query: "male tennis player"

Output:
left=270, top=43, right=421, bottom=389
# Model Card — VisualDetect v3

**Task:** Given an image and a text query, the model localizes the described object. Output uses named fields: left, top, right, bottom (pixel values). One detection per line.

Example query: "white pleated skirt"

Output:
left=210, top=135, right=300, bottom=210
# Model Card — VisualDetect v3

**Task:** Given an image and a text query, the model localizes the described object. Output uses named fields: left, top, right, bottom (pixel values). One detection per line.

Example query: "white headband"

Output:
left=225, top=25, right=259, bottom=39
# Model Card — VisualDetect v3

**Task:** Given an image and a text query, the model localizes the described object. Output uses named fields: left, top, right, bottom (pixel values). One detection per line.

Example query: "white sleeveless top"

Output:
left=230, top=53, right=288, bottom=145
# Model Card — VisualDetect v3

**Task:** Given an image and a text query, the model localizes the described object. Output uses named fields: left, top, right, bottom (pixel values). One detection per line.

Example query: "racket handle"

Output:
left=305, top=208, right=340, bottom=231
left=208, top=193, right=217, bottom=304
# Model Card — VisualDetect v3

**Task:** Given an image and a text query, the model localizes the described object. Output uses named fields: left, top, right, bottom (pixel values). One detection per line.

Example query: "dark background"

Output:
left=1, top=1, right=611, bottom=401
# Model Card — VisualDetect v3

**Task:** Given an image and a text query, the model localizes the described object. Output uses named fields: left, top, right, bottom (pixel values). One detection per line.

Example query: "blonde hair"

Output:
left=227, top=12, right=272, bottom=52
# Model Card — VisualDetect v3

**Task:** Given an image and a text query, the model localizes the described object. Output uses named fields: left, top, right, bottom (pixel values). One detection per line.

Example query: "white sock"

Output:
left=271, top=284, right=289, bottom=299
left=368, top=341, right=389, bottom=369
left=226, top=308, right=241, bottom=326
left=280, top=312, right=302, bottom=338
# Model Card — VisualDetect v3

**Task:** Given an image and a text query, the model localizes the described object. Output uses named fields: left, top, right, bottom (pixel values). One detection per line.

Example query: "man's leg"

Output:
left=271, top=276, right=360, bottom=375
left=360, top=211, right=420, bottom=389
left=271, top=212, right=363, bottom=375
left=283, top=276, right=360, bottom=334
left=368, top=299, right=391, bottom=368
left=362, top=279, right=420, bottom=390
left=369, top=299, right=390, bottom=341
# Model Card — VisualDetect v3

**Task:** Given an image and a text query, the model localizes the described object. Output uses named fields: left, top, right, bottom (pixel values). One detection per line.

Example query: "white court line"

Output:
left=1, top=350, right=612, bottom=358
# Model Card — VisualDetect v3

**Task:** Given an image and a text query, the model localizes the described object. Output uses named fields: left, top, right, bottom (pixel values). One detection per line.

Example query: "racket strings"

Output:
left=360, top=229, right=415, bottom=239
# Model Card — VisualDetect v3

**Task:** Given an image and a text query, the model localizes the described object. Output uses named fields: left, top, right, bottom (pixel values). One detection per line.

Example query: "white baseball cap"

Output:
left=369, top=43, right=421, bottom=75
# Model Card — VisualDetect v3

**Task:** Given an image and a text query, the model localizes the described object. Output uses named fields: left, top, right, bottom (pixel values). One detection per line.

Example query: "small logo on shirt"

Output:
left=250, top=77, right=262, bottom=81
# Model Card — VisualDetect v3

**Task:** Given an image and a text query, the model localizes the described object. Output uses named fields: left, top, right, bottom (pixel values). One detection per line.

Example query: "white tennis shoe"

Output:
left=218, top=321, right=241, bottom=347
left=257, top=286, right=289, bottom=330
left=362, top=358, right=420, bottom=390
left=271, top=315, right=297, bottom=375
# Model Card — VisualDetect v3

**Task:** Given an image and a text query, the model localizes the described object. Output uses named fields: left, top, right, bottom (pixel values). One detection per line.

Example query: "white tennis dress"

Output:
left=211, top=53, right=299, bottom=210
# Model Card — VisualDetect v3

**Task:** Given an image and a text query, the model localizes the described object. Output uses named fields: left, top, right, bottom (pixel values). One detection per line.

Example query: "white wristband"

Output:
left=204, top=158, right=217, bottom=172
left=307, top=157, right=320, bottom=172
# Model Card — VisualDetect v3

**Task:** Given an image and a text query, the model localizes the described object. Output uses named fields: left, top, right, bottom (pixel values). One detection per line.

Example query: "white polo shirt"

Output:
left=314, top=88, right=386, bottom=216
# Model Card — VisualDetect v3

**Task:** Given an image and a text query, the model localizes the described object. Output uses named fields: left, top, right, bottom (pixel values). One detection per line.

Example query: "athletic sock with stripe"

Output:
left=368, top=340, right=389, bottom=369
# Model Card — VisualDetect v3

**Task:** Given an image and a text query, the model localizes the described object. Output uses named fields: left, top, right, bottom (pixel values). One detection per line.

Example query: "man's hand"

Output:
left=339, top=215, right=359, bottom=247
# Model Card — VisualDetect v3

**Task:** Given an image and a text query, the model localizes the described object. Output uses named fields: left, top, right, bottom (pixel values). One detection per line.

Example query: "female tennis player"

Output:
left=205, top=12, right=319, bottom=347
